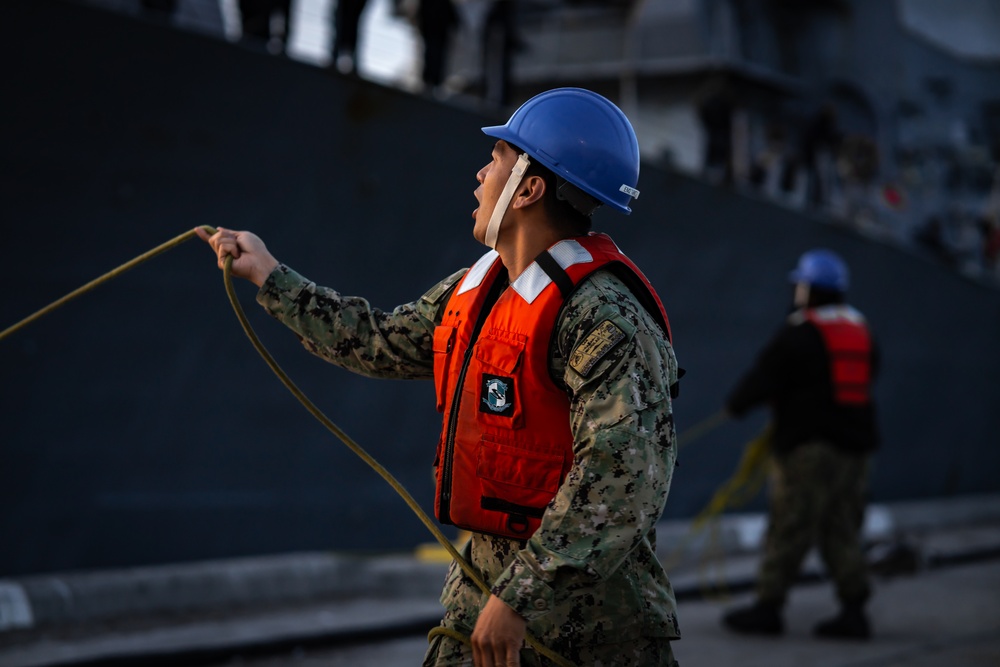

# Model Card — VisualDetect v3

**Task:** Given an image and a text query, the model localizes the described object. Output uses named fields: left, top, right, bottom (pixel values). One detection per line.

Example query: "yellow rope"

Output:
left=428, top=625, right=472, bottom=647
left=0, top=227, right=573, bottom=667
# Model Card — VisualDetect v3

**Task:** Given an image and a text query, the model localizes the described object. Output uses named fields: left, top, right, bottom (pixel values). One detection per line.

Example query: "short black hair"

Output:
left=508, top=143, right=595, bottom=236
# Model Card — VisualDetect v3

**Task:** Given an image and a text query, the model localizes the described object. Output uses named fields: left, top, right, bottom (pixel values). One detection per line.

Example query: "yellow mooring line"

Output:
left=0, top=226, right=575, bottom=667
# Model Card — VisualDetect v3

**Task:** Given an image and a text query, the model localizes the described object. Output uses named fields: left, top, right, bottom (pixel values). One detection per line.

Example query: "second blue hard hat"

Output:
left=788, top=249, right=850, bottom=292
left=481, top=88, right=641, bottom=214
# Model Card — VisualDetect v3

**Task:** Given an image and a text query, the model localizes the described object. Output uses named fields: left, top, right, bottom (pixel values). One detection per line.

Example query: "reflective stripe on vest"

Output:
left=804, top=305, right=873, bottom=405
left=432, top=233, right=670, bottom=539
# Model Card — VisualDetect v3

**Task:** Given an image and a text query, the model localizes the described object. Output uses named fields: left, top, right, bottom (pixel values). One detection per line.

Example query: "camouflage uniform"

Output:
left=258, top=262, right=681, bottom=666
left=758, top=440, right=871, bottom=606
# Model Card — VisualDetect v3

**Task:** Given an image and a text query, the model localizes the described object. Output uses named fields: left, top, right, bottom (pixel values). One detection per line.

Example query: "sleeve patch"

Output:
left=569, top=320, right=627, bottom=378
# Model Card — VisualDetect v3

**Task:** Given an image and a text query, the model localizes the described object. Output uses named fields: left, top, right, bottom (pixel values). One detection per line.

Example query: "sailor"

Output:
left=721, top=248, right=879, bottom=640
left=198, top=87, right=683, bottom=666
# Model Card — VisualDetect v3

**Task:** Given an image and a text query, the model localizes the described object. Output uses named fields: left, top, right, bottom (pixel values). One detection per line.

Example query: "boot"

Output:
left=813, top=602, right=871, bottom=640
left=722, top=600, right=784, bottom=636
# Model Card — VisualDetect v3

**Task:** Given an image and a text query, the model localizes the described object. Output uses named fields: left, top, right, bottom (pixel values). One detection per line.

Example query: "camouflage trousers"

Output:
left=422, top=629, right=679, bottom=666
left=757, top=440, right=872, bottom=606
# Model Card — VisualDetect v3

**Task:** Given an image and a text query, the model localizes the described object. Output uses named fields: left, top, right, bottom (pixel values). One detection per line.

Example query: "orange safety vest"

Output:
left=432, top=233, right=671, bottom=540
left=804, top=305, right=873, bottom=405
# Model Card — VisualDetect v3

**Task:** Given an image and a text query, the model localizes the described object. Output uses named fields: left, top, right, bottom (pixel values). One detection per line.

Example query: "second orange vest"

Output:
left=803, top=305, right=873, bottom=405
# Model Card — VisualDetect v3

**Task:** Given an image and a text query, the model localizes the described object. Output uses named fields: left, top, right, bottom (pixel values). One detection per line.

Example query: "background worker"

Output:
left=721, top=248, right=879, bottom=640
left=197, top=88, right=683, bottom=666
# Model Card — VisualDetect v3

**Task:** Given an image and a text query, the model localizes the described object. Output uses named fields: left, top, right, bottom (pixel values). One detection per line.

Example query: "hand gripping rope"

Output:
left=0, top=226, right=574, bottom=667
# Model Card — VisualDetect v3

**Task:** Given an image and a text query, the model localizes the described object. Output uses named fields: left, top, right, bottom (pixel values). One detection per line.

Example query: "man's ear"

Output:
left=513, top=174, right=546, bottom=209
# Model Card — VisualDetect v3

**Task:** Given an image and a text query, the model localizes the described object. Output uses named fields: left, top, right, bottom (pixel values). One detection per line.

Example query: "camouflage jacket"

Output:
left=257, top=259, right=681, bottom=647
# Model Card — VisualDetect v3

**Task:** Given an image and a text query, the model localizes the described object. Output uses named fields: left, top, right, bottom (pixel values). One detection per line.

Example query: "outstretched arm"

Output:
left=197, top=226, right=467, bottom=380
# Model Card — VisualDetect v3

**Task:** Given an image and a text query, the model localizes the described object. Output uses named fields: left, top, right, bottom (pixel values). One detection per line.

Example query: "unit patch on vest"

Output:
left=480, top=375, right=515, bottom=416
left=569, top=320, right=627, bottom=378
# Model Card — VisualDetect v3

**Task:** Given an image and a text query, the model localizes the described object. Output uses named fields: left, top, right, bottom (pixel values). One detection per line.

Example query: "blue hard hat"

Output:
left=788, top=249, right=849, bottom=292
left=482, top=88, right=641, bottom=214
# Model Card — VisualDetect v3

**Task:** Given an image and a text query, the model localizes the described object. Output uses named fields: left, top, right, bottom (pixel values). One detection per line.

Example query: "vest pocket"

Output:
left=473, top=331, right=526, bottom=428
left=477, top=436, right=564, bottom=517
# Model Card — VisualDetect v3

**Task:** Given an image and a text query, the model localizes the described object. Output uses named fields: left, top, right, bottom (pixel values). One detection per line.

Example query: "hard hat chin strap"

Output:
left=484, top=153, right=531, bottom=250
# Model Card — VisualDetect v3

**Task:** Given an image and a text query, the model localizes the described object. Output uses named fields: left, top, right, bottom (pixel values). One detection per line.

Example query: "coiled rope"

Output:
left=689, top=425, right=771, bottom=533
left=0, top=226, right=572, bottom=667
left=688, top=426, right=771, bottom=597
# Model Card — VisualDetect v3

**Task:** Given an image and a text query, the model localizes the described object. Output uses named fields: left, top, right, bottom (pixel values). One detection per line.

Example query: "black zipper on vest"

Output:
left=438, top=271, right=508, bottom=524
